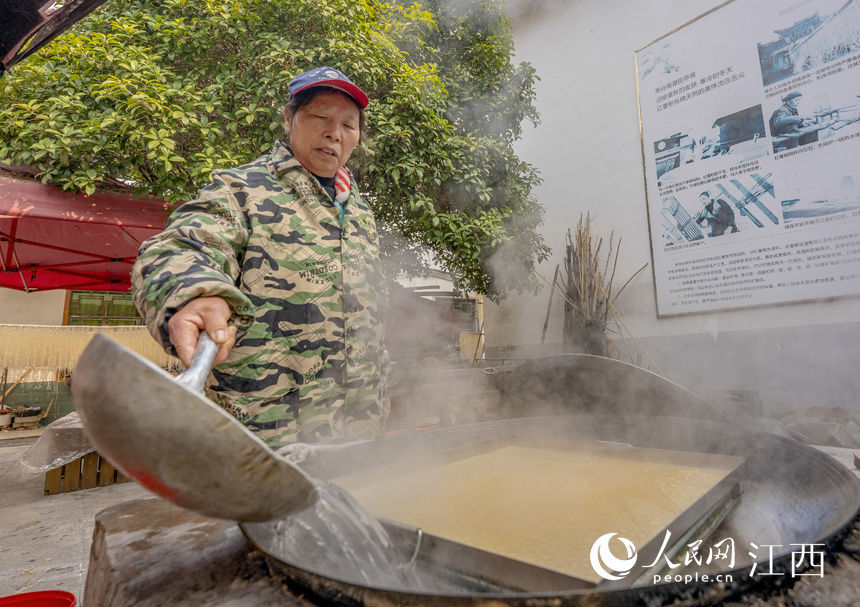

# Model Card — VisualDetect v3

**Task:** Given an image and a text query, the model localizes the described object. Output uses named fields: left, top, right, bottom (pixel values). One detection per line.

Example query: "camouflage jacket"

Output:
left=132, top=140, right=388, bottom=448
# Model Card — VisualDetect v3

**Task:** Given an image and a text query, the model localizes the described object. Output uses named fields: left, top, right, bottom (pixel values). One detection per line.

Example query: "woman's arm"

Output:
left=132, top=172, right=255, bottom=357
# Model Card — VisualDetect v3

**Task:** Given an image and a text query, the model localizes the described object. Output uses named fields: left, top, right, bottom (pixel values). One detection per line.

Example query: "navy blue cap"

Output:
left=288, top=66, right=369, bottom=109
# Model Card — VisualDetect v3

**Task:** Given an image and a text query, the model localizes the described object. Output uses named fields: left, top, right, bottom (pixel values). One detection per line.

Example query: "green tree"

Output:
left=0, top=0, right=548, bottom=299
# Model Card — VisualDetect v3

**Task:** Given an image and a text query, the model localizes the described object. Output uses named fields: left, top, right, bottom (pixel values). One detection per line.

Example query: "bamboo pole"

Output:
left=536, top=269, right=582, bottom=314
left=597, top=281, right=666, bottom=376
left=2, top=368, right=32, bottom=401
left=540, top=265, right=560, bottom=344
left=471, top=320, right=485, bottom=367
left=41, top=397, right=56, bottom=420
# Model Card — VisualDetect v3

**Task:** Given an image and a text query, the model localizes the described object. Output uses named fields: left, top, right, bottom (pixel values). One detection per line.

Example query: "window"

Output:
left=450, top=298, right=479, bottom=333
left=65, top=290, right=142, bottom=326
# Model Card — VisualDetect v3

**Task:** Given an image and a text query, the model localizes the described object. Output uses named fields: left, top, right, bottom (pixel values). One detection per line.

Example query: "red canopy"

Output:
left=0, top=173, right=170, bottom=291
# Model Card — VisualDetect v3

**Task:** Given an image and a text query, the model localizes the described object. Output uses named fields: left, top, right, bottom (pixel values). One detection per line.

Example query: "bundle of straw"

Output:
left=535, top=216, right=655, bottom=368
left=0, top=324, right=174, bottom=371
left=560, top=214, right=618, bottom=355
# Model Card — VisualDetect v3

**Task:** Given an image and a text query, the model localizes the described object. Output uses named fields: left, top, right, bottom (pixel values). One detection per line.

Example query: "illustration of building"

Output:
left=758, top=12, right=825, bottom=85
left=775, top=12, right=824, bottom=43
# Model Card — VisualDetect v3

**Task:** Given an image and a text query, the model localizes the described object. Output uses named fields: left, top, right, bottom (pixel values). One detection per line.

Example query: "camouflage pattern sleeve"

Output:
left=131, top=173, right=256, bottom=352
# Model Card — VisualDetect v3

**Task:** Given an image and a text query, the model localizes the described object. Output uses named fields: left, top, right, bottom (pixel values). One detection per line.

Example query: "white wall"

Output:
left=0, top=289, right=66, bottom=325
left=491, top=0, right=860, bottom=412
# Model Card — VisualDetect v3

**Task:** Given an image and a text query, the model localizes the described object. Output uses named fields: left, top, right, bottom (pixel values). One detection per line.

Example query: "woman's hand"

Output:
left=168, top=296, right=237, bottom=368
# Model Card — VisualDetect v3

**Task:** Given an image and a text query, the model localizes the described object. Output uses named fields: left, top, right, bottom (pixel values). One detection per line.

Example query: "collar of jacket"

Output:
left=266, top=139, right=353, bottom=204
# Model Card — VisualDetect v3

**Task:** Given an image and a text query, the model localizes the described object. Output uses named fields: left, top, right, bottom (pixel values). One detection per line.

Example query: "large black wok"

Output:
left=241, top=355, right=860, bottom=606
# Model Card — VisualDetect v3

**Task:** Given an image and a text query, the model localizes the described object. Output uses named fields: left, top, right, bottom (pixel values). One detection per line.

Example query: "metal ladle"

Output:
left=72, top=333, right=317, bottom=521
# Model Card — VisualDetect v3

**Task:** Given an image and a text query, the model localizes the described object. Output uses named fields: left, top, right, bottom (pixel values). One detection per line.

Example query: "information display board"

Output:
left=635, top=0, right=860, bottom=316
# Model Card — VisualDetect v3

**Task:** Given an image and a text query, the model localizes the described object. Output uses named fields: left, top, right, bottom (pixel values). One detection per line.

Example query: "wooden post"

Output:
left=98, top=458, right=116, bottom=487
left=63, top=459, right=81, bottom=492
left=44, top=467, right=62, bottom=495
left=0, top=367, right=7, bottom=407
left=62, top=289, right=72, bottom=325
left=81, top=452, right=100, bottom=489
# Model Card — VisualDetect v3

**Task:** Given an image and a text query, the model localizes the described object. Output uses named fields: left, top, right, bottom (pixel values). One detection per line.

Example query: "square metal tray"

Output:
left=333, top=435, right=744, bottom=592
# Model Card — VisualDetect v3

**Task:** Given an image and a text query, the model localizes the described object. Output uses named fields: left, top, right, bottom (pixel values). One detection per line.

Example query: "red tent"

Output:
left=0, top=173, right=170, bottom=292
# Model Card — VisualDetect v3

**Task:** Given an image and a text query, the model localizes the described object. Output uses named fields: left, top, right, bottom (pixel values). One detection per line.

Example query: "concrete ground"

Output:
left=0, top=435, right=149, bottom=602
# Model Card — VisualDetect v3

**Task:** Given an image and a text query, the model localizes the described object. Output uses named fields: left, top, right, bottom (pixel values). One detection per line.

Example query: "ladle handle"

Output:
left=174, top=332, right=219, bottom=393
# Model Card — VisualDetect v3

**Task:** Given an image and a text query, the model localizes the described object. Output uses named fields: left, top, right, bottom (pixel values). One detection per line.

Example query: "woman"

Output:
left=132, top=67, right=388, bottom=449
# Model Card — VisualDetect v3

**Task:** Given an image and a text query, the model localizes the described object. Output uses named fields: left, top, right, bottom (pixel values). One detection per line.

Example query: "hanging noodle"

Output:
left=0, top=324, right=175, bottom=372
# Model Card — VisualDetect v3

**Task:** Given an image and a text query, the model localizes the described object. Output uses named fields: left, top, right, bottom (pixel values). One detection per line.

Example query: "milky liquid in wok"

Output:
left=247, top=482, right=423, bottom=588
left=338, top=445, right=738, bottom=583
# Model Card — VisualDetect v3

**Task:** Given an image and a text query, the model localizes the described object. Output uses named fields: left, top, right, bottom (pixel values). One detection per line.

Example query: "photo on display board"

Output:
left=756, top=0, right=860, bottom=87
left=660, top=173, right=781, bottom=246
left=779, top=153, right=860, bottom=223
left=767, top=87, right=860, bottom=153
left=653, top=105, right=769, bottom=185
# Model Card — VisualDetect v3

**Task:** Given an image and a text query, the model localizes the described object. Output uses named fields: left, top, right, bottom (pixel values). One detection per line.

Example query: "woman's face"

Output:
left=284, top=89, right=361, bottom=177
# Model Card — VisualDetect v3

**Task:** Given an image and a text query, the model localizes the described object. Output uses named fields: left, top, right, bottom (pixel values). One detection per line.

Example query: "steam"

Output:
left=505, top=0, right=574, bottom=35
left=263, top=0, right=860, bottom=599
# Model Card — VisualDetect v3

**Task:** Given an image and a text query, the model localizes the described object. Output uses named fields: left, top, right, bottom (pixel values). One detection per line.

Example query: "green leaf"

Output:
left=0, top=0, right=546, bottom=300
